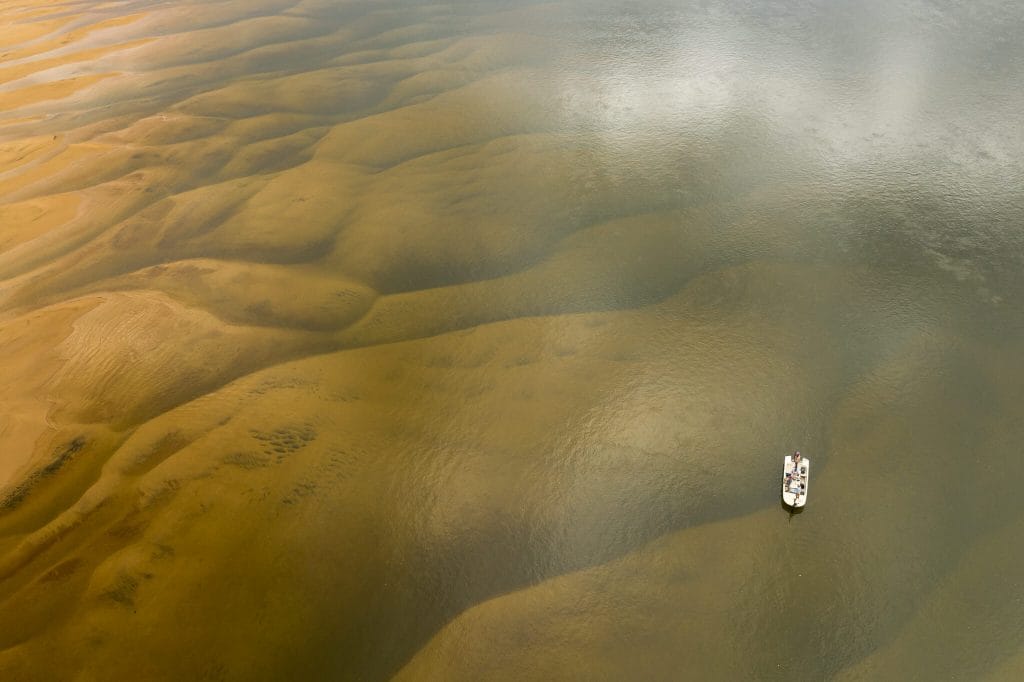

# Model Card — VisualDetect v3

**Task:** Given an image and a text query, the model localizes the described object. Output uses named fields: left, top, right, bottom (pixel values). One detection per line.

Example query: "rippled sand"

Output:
left=2, top=0, right=1024, bottom=680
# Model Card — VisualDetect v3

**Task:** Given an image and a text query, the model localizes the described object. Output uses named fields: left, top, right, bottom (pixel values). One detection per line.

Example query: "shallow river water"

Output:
left=1, top=0, right=1023, bottom=680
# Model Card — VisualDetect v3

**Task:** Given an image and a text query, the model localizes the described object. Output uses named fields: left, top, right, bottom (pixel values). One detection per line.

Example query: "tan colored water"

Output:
left=2, top=0, right=1024, bottom=679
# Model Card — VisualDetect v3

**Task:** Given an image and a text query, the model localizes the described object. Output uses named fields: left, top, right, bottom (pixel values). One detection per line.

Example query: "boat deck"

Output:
left=782, top=455, right=810, bottom=508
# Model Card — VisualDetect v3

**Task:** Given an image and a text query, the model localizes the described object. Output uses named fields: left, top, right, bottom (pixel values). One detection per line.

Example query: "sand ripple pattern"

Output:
left=2, top=1, right=1024, bottom=680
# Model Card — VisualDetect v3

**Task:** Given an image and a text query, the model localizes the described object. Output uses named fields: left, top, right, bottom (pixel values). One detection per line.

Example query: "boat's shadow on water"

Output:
left=782, top=500, right=805, bottom=519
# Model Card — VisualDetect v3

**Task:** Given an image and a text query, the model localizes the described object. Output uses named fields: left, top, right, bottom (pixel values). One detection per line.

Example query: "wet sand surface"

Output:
left=2, top=0, right=1024, bottom=680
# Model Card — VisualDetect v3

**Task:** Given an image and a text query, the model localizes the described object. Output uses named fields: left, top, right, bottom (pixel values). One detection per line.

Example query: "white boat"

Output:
left=782, top=453, right=809, bottom=508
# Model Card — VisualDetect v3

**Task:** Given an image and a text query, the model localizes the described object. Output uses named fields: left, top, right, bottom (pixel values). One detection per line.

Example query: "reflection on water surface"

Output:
left=1, top=0, right=1023, bottom=679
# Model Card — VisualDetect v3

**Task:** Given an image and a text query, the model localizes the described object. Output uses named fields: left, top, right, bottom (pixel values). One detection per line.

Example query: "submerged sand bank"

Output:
left=3, top=0, right=1024, bottom=680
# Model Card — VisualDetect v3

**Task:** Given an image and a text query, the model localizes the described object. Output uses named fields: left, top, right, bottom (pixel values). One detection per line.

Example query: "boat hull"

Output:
left=782, top=455, right=810, bottom=508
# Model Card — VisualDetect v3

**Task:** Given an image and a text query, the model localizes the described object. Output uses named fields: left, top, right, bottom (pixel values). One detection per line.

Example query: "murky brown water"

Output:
left=2, top=0, right=1023, bottom=679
